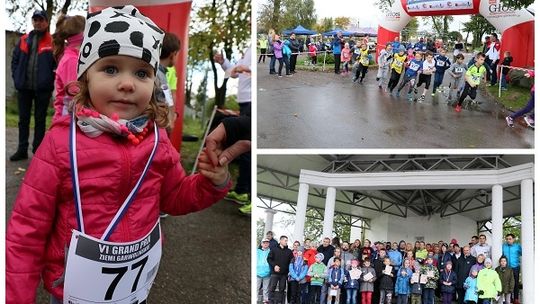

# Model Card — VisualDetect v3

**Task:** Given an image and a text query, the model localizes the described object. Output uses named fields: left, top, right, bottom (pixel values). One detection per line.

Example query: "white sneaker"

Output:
left=524, top=115, right=535, bottom=128
left=506, top=116, right=514, bottom=127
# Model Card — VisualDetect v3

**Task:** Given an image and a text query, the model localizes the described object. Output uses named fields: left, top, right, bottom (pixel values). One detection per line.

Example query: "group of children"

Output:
left=278, top=248, right=515, bottom=304
left=378, top=44, right=474, bottom=108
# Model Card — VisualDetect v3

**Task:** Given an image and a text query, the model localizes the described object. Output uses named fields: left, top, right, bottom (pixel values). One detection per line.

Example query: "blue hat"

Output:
left=32, top=10, right=48, bottom=21
left=399, top=45, right=406, bottom=52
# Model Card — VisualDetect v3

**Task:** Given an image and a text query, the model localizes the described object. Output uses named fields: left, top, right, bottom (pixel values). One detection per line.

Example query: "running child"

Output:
left=506, top=70, right=534, bottom=128
left=353, top=43, right=370, bottom=84
left=377, top=43, right=393, bottom=89
left=395, top=51, right=423, bottom=101
left=432, top=48, right=452, bottom=96
left=6, top=6, right=230, bottom=304
left=447, top=53, right=467, bottom=103
left=415, top=51, right=436, bottom=102
left=341, top=42, right=352, bottom=75
left=455, top=53, right=487, bottom=112
left=387, top=46, right=408, bottom=94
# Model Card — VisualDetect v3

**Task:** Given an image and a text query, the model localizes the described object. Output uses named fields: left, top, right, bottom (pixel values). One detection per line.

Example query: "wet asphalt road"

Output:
left=257, top=61, right=534, bottom=148
left=5, top=128, right=250, bottom=304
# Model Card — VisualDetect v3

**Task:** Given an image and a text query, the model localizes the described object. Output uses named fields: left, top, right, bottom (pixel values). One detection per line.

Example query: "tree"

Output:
left=195, top=69, right=210, bottom=126
left=422, top=16, right=454, bottom=40
left=257, top=218, right=266, bottom=245
left=191, top=0, right=251, bottom=108
left=280, top=0, right=317, bottom=31
left=375, top=0, right=394, bottom=12
left=315, top=17, right=334, bottom=34
left=257, top=0, right=282, bottom=33
left=281, top=209, right=352, bottom=243
left=401, top=17, right=418, bottom=42
left=448, top=31, right=463, bottom=42
left=334, top=17, right=351, bottom=30
left=6, top=0, right=87, bottom=33
left=500, top=0, right=534, bottom=9
left=462, top=15, right=496, bottom=49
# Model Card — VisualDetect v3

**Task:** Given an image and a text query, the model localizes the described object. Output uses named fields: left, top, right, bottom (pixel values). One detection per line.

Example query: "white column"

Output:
left=293, top=183, right=309, bottom=243
left=264, top=209, right=277, bottom=234
left=322, top=187, right=337, bottom=239
left=491, top=184, right=503, bottom=266
left=520, top=179, right=534, bottom=304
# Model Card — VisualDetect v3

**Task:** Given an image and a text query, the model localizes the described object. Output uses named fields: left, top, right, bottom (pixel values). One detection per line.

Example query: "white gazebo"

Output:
left=257, top=155, right=534, bottom=304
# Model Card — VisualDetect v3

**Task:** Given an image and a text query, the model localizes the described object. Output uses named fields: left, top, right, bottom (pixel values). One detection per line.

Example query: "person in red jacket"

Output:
left=6, top=6, right=230, bottom=304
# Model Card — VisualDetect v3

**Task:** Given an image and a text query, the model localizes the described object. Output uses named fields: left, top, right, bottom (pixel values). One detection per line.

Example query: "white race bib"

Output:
left=63, top=222, right=162, bottom=304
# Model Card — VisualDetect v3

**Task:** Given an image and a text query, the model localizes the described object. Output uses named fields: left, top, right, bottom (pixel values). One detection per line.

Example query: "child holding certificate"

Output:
left=420, top=256, right=440, bottom=304
left=360, top=258, right=377, bottom=304
left=395, top=259, right=413, bottom=304
left=410, top=260, right=424, bottom=304
left=379, top=257, right=395, bottom=304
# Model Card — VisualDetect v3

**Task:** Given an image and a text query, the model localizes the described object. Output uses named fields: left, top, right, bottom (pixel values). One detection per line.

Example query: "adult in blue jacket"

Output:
left=10, top=10, right=56, bottom=161
left=502, top=233, right=522, bottom=303
left=391, top=37, right=401, bottom=54
left=332, top=32, right=344, bottom=74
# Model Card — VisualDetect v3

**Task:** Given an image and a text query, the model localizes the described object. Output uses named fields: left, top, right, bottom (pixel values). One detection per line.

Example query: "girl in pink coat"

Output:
left=341, top=42, right=352, bottom=75
left=6, top=6, right=230, bottom=304
left=52, top=14, right=85, bottom=122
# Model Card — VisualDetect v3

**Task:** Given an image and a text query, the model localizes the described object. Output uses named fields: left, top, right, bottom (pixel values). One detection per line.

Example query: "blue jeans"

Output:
left=270, top=54, right=276, bottom=73
left=433, top=72, right=445, bottom=93
left=501, top=73, right=508, bottom=88
left=511, top=91, right=534, bottom=119
left=396, top=294, right=409, bottom=304
left=422, top=288, right=435, bottom=304
left=346, top=289, right=357, bottom=304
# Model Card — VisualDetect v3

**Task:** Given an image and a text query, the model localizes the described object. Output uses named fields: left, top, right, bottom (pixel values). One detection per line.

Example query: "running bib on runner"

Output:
left=455, top=67, right=464, bottom=73
left=63, top=222, right=162, bottom=304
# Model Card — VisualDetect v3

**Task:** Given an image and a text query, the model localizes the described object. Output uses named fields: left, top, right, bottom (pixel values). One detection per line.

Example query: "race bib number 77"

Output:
left=64, top=222, right=162, bottom=304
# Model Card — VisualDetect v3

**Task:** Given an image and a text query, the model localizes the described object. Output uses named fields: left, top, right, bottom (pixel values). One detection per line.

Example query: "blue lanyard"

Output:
left=69, top=113, right=159, bottom=240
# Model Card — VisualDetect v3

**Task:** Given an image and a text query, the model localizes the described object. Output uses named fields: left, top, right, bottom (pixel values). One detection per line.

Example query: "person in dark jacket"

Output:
left=10, top=10, right=56, bottom=161
left=287, top=33, right=300, bottom=73
left=267, top=235, right=294, bottom=304
left=455, top=245, right=477, bottom=304
left=317, top=237, right=336, bottom=265
left=372, top=248, right=387, bottom=304
left=378, top=257, right=394, bottom=304
left=440, top=261, right=458, bottom=304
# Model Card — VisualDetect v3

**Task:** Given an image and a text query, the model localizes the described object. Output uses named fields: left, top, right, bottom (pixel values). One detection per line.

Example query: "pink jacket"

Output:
left=53, top=47, right=79, bottom=122
left=341, top=48, right=351, bottom=63
left=6, top=116, right=230, bottom=303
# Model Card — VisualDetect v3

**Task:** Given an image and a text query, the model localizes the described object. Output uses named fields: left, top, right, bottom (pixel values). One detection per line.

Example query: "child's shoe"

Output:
left=524, top=115, right=534, bottom=128
left=506, top=116, right=514, bottom=127
left=419, top=95, right=426, bottom=102
left=395, top=90, right=401, bottom=98
left=431, top=92, right=436, bottom=97
left=455, top=104, right=462, bottom=112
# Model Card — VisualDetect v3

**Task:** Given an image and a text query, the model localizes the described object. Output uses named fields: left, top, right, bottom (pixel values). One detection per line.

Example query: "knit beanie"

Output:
left=315, top=253, right=324, bottom=261
left=77, top=5, right=164, bottom=79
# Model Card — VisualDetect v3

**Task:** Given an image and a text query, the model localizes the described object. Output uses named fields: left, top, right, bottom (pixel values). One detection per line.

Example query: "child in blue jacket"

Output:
left=440, top=261, right=457, bottom=304
left=289, top=251, right=309, bottom=304
left=395, top=259, right=413, bottom=304
left=432, top=48, right=451, bottom=95
left=464, top=269, right=479, bottom=303
left=327, top=257, right=344, bottom=304
left=344, top=259, right=361, bottom=304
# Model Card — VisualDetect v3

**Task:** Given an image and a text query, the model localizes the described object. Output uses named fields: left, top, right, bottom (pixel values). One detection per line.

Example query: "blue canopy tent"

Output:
left=283, top=25, right=317, bottom=36
left=322, top=28, right=355, bottom=37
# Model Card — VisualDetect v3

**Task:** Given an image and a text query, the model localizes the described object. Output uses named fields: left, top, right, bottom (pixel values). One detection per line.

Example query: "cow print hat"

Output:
left=77, top=5, right=164, bottom=80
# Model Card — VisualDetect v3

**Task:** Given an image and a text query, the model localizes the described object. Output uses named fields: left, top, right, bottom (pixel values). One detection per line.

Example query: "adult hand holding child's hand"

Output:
left=197, top=148, right=229, bottom=186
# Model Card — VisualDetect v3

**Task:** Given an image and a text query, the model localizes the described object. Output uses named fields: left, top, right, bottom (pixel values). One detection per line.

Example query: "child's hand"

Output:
left=197, top=148, right=229, bottom=186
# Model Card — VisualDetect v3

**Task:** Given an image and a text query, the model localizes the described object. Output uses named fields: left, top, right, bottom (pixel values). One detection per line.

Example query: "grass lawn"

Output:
left=485, top=85, right=531, bottom=112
